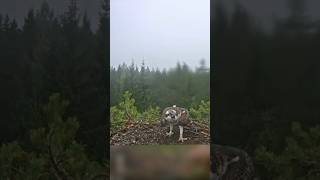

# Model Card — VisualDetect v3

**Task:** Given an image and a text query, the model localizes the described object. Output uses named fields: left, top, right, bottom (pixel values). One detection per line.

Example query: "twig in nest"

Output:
left=185, top=129, right=201, bottom=135
left=201, top=131, right=209, bottom=136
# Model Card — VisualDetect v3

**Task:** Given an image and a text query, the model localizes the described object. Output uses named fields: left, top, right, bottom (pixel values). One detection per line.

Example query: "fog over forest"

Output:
left=111, top=0, right=210, bottom=70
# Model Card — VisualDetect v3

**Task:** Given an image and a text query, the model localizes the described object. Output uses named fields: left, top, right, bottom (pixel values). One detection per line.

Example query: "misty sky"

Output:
left=111, top=0, right=210, bottom=70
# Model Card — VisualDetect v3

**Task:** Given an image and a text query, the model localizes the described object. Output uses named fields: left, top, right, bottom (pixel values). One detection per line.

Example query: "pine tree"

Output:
left=255, top=122, right=320, bottom=179
left=0, top=94, right=107, bottom=179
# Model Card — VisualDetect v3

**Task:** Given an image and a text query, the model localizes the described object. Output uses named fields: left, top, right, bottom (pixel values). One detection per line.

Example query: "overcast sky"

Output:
left=111, top=0, right=210, bottom=70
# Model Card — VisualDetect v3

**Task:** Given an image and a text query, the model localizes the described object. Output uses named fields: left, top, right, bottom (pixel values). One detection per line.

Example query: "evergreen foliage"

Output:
left=213, top=0, right=320, bottom=178
left=0, top=0, right=108, bottom=160
left=111, top=90, right=210, bottom=132
left=190, top=100, right=210, bottom=123
left=110, top=91, right=140, bottom=132
left=0, top=94, right=106, bottom=179
left=255, top=122, right=320, bottom=180
left=110, top=61, right=210, bottom=112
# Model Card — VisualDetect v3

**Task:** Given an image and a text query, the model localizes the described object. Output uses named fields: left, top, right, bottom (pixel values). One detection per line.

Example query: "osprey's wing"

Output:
left=212, top=144, right=256, bottom=180
left=176, top=107, right=190, bottom=126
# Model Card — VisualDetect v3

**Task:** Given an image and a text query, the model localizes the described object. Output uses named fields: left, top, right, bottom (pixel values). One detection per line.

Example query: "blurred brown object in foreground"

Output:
left=110, top=145, right=210, bottom=180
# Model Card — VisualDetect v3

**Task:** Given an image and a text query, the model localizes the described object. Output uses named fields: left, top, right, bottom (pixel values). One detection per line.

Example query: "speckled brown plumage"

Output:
left=160, top=105, right=192, bottom=142
left=211, top=144, right=257, bottom=180
left=160, top=106, right=191, bottom=126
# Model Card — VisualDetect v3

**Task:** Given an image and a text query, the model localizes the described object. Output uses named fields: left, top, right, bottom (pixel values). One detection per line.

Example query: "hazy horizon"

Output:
left=110, top=59, right=210, bottom=72
left=111, top=0, right=210, bottom=70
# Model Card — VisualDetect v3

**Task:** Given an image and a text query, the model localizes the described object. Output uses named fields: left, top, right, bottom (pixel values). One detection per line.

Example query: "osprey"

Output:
left=160, top=105, right=191, bottom=142
left=211, top=144, right=257, bottom=180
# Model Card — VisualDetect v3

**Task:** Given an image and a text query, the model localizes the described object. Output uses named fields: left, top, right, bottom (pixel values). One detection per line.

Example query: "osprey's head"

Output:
left=165, top=109, right=177, bottom=120
left=160, top=109, right=177, bottom=126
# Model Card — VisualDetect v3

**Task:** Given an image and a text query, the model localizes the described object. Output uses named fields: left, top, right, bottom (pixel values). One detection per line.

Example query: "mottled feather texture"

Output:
left=160, top=105, right=191, bottom=142
left=212, top=144, right=257, bottom=180
left=161, top=106, right=190, bottom=125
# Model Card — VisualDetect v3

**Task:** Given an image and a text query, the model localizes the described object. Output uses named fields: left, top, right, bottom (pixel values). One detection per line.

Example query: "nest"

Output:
left=110, top=120, right=210, bottom=145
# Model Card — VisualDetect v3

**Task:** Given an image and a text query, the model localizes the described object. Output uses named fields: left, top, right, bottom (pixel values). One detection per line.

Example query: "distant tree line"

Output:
left=0, top=0, right=108, bottom=171
left=110, top=60, right=210, bottom=112
left=213, top=0, right=320, bottom=179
